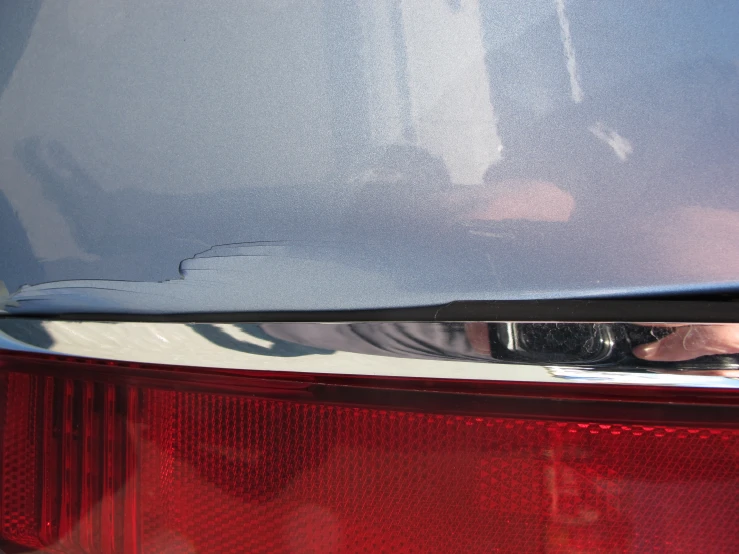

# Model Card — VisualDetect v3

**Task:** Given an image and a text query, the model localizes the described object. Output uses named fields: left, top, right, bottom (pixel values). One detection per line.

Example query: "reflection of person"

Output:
left=341, top=144, right=578, bottom=292
left=261, top=322, right=739, bottom=367
left=261, top=322, right=489, bottom=362
left=347, top=144, right=576, bottom=227
left=466, top=322, right=739, bottom=366
left=634, top=325, right=739, bottom=362
left=442, top=179, right=575, bottom=223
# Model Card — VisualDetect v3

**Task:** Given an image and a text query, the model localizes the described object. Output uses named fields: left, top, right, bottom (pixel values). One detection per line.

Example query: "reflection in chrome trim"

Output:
left=0, top=320, right=737, bottom=388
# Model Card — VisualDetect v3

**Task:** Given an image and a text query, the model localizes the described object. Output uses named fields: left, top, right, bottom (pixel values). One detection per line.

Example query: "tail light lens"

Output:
left=1, top=351, right=738, bottom=553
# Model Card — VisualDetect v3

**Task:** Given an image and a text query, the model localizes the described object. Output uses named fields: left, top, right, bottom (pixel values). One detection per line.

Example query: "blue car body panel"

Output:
left=2, top=1, right=739, bottom=313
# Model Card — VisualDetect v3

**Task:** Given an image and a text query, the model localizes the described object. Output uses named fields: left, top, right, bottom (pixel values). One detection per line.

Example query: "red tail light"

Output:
left=1, top=351, right=738, bottom=553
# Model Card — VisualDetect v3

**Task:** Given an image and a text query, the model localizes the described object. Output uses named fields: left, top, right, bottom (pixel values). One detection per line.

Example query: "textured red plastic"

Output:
left=1, top=354, right=738, bottom=553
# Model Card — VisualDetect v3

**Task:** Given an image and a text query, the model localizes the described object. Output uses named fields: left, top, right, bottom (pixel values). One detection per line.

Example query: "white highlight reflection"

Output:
left=589, top=122, right=633, bottom=161
left=555, top=0, right=584, bottom=103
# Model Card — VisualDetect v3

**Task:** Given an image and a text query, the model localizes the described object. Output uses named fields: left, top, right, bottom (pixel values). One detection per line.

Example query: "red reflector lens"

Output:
left=1, top=353, right=738, bottom=553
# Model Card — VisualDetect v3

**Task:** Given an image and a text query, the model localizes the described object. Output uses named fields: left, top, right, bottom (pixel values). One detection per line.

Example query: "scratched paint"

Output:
left=1, top=1, right=739, bottom=314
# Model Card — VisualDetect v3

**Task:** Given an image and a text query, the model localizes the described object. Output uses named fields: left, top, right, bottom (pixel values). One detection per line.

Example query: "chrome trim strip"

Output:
left=0, top=328, right=54, bottom=354
left=0, top=320, right=737, bottom=388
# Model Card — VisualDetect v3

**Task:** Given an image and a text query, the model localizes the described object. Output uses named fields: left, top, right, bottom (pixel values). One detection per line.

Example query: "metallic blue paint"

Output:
left=1, top=1, right=739, bottom=313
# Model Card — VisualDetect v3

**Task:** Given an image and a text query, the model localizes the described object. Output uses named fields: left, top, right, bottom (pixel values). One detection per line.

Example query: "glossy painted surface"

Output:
left=2, top=1, right=739, bottom=313
left=2, top=320, right=738, bottom=387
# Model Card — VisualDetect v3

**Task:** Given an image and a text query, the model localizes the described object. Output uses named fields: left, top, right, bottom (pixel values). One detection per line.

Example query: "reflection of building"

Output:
left=359, top=0, right=502, bottom=185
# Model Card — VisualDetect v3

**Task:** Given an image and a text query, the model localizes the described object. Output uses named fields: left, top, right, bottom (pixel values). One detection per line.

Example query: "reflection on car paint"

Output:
left=1, top=2, right=739, bottom=312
